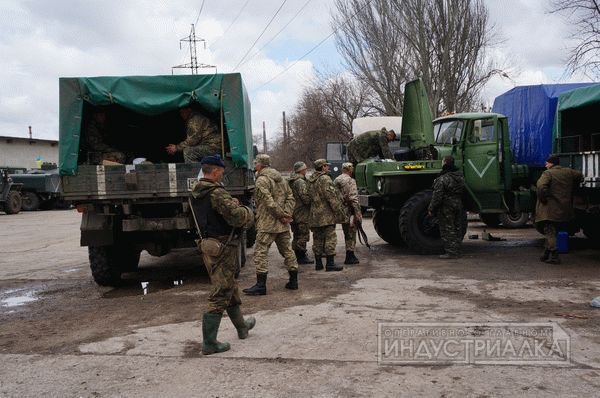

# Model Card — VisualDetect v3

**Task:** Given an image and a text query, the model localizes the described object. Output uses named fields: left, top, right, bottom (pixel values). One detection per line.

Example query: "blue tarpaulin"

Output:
left=492, top=83, right=597, bottom=167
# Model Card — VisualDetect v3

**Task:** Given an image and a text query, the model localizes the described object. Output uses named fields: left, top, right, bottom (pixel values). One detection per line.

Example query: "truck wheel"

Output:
left=4, top=191, right=22, bottom=214
left=89, top=246, right=122, bottom=286
left=21, top=192, right=40, bottom=211
left=479, top=213, right=501, bottom=227
left=399, top=190, right=468, bottom=254
left=499, top=212, right=529, bottom=228
left=372, top=208, right=404, bottom=246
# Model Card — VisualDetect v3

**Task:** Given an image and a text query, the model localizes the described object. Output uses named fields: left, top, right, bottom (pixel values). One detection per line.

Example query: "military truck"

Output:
left=356, top=79, right=537, bottom=253
left=0, top=169, right=23, bottom=214
left=59, top=74, right=255, bottom=285
left=10, top=167, right=63, bottom=211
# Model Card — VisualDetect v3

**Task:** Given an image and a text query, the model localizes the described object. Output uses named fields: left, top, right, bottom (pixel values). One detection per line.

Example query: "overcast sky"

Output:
left=0, top=0, right=594, bottom=143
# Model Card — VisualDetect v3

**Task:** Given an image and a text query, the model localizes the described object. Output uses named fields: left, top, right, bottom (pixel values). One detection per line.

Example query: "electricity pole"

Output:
left=172, top=24, right=216, bottom=74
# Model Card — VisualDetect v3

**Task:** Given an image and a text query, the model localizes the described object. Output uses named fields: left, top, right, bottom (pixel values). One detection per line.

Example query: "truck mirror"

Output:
left=341, top=145, right=347, bottom=156
left=472, top=120, right=482, bottom=142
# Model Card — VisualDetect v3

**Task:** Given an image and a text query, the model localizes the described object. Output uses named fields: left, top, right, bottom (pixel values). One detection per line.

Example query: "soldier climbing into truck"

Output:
left=347, top=127, right=396, bottom=165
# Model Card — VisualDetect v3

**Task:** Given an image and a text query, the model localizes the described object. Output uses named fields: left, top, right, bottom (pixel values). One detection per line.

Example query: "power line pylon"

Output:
left=172, top=24, right=216, bottom=74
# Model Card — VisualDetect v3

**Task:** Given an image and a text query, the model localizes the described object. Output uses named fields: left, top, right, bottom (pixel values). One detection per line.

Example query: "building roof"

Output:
left=0, top=135, right=58, bottom=145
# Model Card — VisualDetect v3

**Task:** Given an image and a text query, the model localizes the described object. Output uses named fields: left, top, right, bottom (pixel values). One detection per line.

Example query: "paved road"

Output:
left=1, top=210, right=600, bottom=397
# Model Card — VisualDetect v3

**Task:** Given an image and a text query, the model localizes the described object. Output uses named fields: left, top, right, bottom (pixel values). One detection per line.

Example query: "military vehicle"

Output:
left=356, top=79, right=537, bottom=253
left=0, top=169, right=23, bottom=214
left=59, top=74, right=255, bottom=285
left=10, top=166, right=63, bottom=211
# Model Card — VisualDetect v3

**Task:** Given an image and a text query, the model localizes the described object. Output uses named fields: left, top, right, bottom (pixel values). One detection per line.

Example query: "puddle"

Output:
left=1, top=292, right=38, bottom=307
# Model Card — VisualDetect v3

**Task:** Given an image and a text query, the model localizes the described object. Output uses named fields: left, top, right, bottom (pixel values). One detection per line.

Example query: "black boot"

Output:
left=315, top=256, right=324, bottom=271
left=344, top=250, right=360, bottom=265
left=325, top=255, right=343, bottom=272
left=285, top=270, right=298, bottom=290
left=295, top=250, right=313, bottom=265
left=539, top=249, right=550, bottom=262
left=226, top=305, right=256, bottom=339
left=243, top=273, right=267, bottom=295
left=545, top=251, right=561, bottom=264
left=202, top=312, right=231, bottom=355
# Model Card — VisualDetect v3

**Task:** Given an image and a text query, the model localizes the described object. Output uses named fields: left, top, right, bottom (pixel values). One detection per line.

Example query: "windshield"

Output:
left=434, top=120, right=464, bottom=144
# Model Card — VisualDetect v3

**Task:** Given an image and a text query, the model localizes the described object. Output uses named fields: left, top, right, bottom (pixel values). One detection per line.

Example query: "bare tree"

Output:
left=551, top=0, right=600, bottom=78
left=333, top=0, right=502, bottom=115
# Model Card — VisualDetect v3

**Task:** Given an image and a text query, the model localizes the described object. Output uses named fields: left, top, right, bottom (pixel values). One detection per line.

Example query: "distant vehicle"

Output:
left=0, top=169, right=23, bottom=214
left=10, top=165, right=63, bottom=211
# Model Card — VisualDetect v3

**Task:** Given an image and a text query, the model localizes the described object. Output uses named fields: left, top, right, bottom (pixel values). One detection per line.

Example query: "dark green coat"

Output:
left=535, top=165, right=583, bottom=223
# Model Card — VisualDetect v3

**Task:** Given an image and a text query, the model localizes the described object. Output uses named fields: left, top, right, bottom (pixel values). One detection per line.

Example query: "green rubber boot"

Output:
left=226, top=305, right=256, bottom=339
left=202, top=312, right=231, bottom=355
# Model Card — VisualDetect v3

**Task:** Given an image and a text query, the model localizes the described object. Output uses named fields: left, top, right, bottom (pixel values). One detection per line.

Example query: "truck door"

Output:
left=462, top=117, right=505, bottom=211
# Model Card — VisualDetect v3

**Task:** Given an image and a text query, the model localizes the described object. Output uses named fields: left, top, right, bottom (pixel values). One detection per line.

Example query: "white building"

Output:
left=0, top=135, right=59, bottom=169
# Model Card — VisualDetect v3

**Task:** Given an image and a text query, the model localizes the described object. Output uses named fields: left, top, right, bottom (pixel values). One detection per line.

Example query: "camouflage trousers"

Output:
left=184, top=145, right=221, bottom=163
left=541, top=221, right=558, bottom=252
left=341, top=222, right=356, bottom=252
left=312, top=224, right=337, bottom=256
left=437, top=205, right=463, bottom=256
left=254, top=231, right=298, bottom=274
left=291, top=222, right=310, bottom=252
left=202, top=241, right=242, bottom=314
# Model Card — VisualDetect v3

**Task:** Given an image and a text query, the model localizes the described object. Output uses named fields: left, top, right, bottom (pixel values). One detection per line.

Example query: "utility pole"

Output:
left=282, top=111, right=287, bottom=145
left=172, top=24, right=216, bottom=74
left=262, top=121, right=267, bottom=153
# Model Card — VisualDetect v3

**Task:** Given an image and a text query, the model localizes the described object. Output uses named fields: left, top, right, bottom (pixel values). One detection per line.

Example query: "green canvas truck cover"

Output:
left=59, top=73, right=253, bottom=175
left=554, top=84, right=600, bottom=147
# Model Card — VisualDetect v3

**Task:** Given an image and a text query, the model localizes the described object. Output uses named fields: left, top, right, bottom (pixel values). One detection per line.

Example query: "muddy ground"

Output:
left=0, top=210, right=599, bottom=397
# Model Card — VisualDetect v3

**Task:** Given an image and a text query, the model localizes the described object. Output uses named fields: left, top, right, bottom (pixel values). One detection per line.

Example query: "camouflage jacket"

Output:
left=347, top=130, right=393, bottom=163
left=307, top=171, right=347, bottom=227
left=177, top=111, right=222, bottom=152
left=535, top=165, right=583, bottom=223
left=86, top=119, right=114, bottom=153
left=191, top=179, right=254, bottom=240
left=428, top=168, right=465, bottom=214
left=334, top=173, right=360, bottom=219
left=255, top=167, right=295, bottom=233
left=288, top=172, right=311, bottom=223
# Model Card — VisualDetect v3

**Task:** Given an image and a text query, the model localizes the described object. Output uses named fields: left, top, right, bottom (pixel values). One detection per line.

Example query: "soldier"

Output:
left=166, top=107, right=222, bottom=163
left=288, top=161, right=313, bottom=264
left=308, top=159, right=347, bottom=271
left=243, top=154, right=298, bottom=295
left=535, top=154, right=583, bottom=264
left=85, top=110, right=126, bottom=164
left=347, top=127, right=396, bottom=165
left=334, top=162, right=361, bottom=265
left=191, top=154, right=255, bottom=355
left=427, top=156, right=465, bottom=259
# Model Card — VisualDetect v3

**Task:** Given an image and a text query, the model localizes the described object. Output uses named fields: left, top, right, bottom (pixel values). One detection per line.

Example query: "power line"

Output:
left=237, top=0, right=312, bottom=68
left=194, top=0, right=206, bottom=27
left=232, top=0, right=289, bottom=71
left=255, top=0, right=374, bottom=90
left=210, top=0, right=250, bottom=49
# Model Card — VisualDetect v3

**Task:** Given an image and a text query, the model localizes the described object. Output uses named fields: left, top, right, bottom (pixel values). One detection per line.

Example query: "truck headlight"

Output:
left=376, top=178, right=383, bottom=192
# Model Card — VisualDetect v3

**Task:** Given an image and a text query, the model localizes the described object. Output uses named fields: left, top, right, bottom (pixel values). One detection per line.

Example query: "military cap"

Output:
left=342, top=162, right=354, bottom=171
left=255, top=154, right=271, bottom=166
left=200, top=154, right=225, bottom=167
left=546, top=154, right=560, bottom=165
left=293, top=161, right=307, bottom=172
left=313, top=159, right=330, bottom=169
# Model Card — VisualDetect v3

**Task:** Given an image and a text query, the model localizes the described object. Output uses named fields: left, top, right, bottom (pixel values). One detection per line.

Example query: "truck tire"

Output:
left=89, top=246, right=122, bottom=286
left=399, top=190, right=467, bottom=254
left=479, top=213, right=501, bottom=227
left=499, top=212, right=529, bottom=228
left=21, top=192, right=40, bottom=211
left=372, top=208, right=404, bottom=246
left=4, top=191, right=22, bottom=214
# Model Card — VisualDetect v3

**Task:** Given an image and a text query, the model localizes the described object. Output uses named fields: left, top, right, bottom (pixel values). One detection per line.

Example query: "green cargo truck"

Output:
left=356, top=79, right=537, bottom=253
left=59, top=74, right=255, bottom=285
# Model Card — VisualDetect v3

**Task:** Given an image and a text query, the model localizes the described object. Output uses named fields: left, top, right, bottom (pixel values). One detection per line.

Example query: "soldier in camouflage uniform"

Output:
left=347, top=128, right=396, bottom=165
left=428, top=156, right=466, bottom=259
left=166, top=107, right=222, bottom=163
left=85, top=110, right=126, bottom=164
left=334, top=162, right=361, bottom=265
left=535, top=154, right=583, bottom=264
left=243, top=154, right=298, bottom=295
left=308, top=159, right=347, bottom=271
left=191, top=155, right=255, bottom=355
left=288, top=161, right=313, bottom=264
